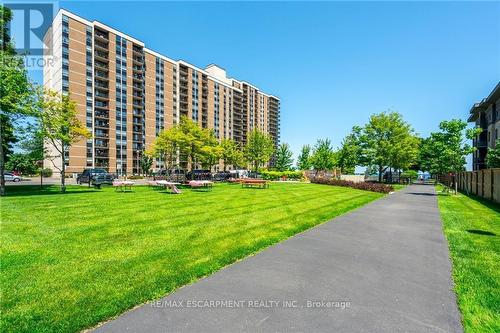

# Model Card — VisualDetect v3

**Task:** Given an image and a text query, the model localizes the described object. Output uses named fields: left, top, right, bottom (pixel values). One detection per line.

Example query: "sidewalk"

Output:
left=94, top=184, right=462, bottom=332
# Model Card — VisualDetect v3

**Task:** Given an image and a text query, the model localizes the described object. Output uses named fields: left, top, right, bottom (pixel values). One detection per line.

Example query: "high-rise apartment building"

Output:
left=43, top=9, right=280, bottom=175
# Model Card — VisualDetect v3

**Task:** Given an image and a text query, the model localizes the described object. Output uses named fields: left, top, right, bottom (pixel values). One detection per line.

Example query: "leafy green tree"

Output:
left=38, top=90, right=91, bottom=192
left=139, top=153, right=154, bottom=176
left=176, top=116, right=215, bottom=171
left=0, top=5, right=36, bottom=195
left=420, top=119, right=481, bottom=192
left=4, top=153, right=38, bottom=175
left=220, top=139, right=244, bottom=171
left=274, top=143, right=294, bottom=172
left=310, top=138, right=336, bottom=173
left=486, top=140, right=500, bottom=168
left=198, top=130, right=222, bottom=170
left=337, top=128, right=361, bottom=174
left=1, top=114, right=17, bottom=162
left=296, top=144, right=312, bottom=170
left=358, top=112, right=418, bottom=182
left=244, top=129, right=275, bottom=171
left=151, top=125, right=183, bottom=171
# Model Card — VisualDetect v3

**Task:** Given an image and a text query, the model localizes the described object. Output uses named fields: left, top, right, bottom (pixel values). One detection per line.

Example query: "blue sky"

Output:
left=25, top=1, right=500, bottom=169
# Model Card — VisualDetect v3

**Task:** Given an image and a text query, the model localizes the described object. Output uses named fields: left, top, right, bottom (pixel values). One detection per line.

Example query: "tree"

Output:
left=0, top=5, right=36, bottom=195
left=486, top=140, right=500, bottom=168
left=152, top=126, right=183, bottom=171
left=310, top=138, right=336, bottom=173
left=4, top=153, right=38, bottom=175
left=4, top=125, right=44, bottom=176
left=244, top=129, right=275, bottom=171
left=296, top=144, right=312, bottom=170
left=38, top=90, right=91, bottom=192
left=139, top=153, right=153, bottom=176
left=220, top=138, right=244, bottom=171
left=177, top=116, right=212, bottom=171
left=337, top=128, right=361, bottom=174
left=420, top=119, right=481, bottom=192
left=274, top=143, right=294, bottom=172
left=358, top=112, right=418, bottom=182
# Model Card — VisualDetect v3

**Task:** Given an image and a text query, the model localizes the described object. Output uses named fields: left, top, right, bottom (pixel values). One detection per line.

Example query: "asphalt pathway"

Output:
left=94, top=184, right=462, bottom=333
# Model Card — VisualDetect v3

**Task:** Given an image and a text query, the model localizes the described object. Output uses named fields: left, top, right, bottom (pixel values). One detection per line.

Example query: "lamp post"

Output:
left=36, top=160, right=43, bottom=189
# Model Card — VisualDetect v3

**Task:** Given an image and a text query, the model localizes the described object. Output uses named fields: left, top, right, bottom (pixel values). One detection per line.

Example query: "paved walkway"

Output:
left=94, top=185, right=462, bottom=333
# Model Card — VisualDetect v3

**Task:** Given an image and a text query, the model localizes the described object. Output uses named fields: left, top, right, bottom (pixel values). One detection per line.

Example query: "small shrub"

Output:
left=260, top=170, right=303, bottom=181
left=40, top=168, right=52, bottom=178
left=310, top=177, right=393, bottom=193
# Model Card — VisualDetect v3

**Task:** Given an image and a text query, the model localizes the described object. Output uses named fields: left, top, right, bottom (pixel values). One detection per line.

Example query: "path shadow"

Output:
left=467, top=229, right=496, bottom=236
left=406, top=192, right=437, bottom=196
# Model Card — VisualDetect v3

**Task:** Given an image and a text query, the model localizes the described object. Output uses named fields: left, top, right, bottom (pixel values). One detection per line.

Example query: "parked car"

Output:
left=154, top=169, right=186, bottom=183
left=77, top=168, right=114, bottom=186
left=186, top=169, right=212, bottom=181
left=213, top=171, right=232, bottom=182
left=3, top=172, right=21, bottom=182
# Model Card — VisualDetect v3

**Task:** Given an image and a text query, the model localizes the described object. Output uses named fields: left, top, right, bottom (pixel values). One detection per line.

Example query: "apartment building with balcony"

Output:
left=43, top=9, right=280, bottom=175
left=468, top=82, right=500, bottom=171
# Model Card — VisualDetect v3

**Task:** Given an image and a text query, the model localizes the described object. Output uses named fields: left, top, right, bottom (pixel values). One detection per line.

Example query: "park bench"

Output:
left=240, top=179, right=269, bottom=189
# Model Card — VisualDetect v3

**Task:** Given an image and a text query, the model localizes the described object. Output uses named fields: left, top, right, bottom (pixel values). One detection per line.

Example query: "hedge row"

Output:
left=310, top=177, right=393, bottom=193
left=260, top=170, right=303, bottom=180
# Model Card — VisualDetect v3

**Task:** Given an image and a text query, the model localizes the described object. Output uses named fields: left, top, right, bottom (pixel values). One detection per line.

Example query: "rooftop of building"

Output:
left=468, top=81, right=500, bottom=122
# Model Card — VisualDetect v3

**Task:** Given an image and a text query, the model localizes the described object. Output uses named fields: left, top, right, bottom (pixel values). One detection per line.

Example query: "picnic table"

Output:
left=113, top=180, right=135, bottom=192
left=188, top=180, right=213, bottom=190
left=156, top=180, right=182, bottom=194
left=240, top=179, right=269, bottom=189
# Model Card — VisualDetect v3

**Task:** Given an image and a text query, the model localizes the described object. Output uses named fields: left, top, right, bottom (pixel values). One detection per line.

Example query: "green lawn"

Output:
left=437, top=187, right=500, bottom=332
left=0, top=182, right=382, bottom=332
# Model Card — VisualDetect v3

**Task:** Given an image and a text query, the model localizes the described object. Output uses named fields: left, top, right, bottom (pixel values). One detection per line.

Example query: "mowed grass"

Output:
left=0, top=182, right=382, bottom=332
left=437, top=187, right=500, bottom=332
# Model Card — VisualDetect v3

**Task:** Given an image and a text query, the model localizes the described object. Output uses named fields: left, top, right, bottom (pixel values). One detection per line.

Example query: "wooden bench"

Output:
left=241, top=179, right=269, bottom=189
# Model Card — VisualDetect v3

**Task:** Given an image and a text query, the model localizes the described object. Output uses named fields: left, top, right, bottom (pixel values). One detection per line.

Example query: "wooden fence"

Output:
left=441, top=168, right=500, bottom=204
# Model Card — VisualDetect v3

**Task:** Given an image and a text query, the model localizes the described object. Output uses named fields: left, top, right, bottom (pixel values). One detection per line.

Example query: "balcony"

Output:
left=95, top=120, right=109, bottom=128
left=94, top=61, right=108, bottom=70
left=95, top=91, right=108, bottom=100
left=94, top=50, right=108, bottom=61
left=95, top=101, right=108, bottom=109
left=95, top=110, right=108, bottom=119
left=94, top=41, right=108, bottom=51
left=132, top=56, right=143, bottom=64
left=95, top=71, right=108, bottom=80
left=95, top=82, right=109, bottom=90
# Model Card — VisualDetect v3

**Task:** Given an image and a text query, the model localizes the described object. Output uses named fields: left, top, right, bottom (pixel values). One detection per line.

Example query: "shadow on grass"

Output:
left=438, top=189, right=500, bottom=214
left=2, top=185, right=101, bottom=197
left=467, top=229, right=496, bottom=236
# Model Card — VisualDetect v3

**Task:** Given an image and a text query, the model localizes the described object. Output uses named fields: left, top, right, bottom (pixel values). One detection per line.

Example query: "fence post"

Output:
left=492, top=169, right=495, bottom=200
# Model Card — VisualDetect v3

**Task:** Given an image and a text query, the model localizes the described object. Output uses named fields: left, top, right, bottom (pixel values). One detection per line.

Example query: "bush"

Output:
left=400, top=170, right=418, bottom=182
left=127, top=175, right=144, bottom=180
left=310, top=177, right=393, bottom=193
left=40, top=168, right=52, bottom=178
left=260, top=170, right=303, bottom=181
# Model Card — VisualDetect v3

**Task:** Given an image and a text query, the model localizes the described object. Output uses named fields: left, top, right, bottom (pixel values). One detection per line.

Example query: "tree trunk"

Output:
left=0, top=113, right=5, bottom=196
left=378, top=165, right=383, bottom=183
left=454, top=173, right=458, bottom=194
left=61, top=142, right=66, bottom=193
